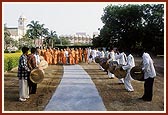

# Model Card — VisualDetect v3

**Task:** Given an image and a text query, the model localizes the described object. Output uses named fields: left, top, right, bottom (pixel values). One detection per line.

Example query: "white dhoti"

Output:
left=124, top=72, right=134, bottom=92
left=19, top=78, right=29, bottom=99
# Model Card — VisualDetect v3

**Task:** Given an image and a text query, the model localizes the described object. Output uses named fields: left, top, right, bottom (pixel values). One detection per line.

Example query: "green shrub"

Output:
left=15, top=50, right=21, bottom=53
left=4, top=53, right=21, bottom=72
left=4, top=58, right=8, bottom=72
left=7, top=57, right=19, bottom=71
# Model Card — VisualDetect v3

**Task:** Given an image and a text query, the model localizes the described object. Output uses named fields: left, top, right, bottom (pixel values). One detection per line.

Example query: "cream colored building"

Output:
left=59, top=32, right=93, bottom=45
left=6, top=14, right=27, bottom=41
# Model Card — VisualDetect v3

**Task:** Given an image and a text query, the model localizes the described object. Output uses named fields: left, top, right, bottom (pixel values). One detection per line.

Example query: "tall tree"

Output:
left=26, top=20, right=49, bottom=48
left=94, top=4, right=164, bottom=55
left=100, top=4, right=143, bottom=49
left=46, top=30, right=60, bottom=48
left=141, top=4, right=164, bottom=54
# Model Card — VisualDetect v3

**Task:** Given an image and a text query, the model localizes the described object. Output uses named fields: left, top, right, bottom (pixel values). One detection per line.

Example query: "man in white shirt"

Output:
left=115, top=48, right=127, bottom=83
left=107, top=48, right=116, bottom=79
left=98, top=48, right=105, bottom=71
left=64, top=49, right=69, bottom=64
left=139, top=51, right=156, bottom=101
left=34, top=47, right=41, bottom=66
left=122, top=49, right=135, bottom=92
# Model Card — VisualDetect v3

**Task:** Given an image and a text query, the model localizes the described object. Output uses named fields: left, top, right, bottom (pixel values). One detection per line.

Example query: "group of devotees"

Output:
left=18, top=46, right=156, bottom=102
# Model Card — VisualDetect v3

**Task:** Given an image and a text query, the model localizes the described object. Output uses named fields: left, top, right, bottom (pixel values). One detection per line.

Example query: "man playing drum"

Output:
left=121, top=49, right=135, bottom=92
left=115, top=48, right=127, bottom=84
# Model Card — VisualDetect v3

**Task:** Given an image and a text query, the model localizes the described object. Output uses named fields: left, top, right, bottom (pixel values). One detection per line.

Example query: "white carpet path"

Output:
left=44, top=64, right=106, bottom=111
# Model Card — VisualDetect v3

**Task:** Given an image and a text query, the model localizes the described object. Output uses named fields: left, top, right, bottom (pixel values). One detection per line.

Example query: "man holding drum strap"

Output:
left=107, top=48, right=116, bottom=79
left=121, top=49, right=135, bottom=92
left=115, top=48, right=127, bottom=84
left=27, top=47, right=37, bottom=94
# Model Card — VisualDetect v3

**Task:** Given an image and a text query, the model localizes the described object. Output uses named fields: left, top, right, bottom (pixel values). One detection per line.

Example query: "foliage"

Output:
left=4, top=25, right=19, bottom=50
left=26, top=20, right=49, bottom=48
left=59, top=37, right=71, bottom=46
left=93, top=4, right=164, bottom=55
left=19, top=35, right=34, bottom=48
left=44, top=30, right=60, bottom=48
left=4, top=53, right=21, bottom=72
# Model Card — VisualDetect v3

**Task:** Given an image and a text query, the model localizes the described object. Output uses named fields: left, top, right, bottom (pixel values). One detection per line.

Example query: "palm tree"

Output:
left=26, top=20, right=49, bottom=48
left=38, top=25, right=49, bottom=49
left=47, top=30, right=58, bottom=48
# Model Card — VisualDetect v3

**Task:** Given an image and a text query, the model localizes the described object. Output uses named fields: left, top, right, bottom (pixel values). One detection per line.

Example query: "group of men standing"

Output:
left=96, top=47, right=156, bottom=101
left=39, top=47, right=89, bottom=65
left=17, top=46, right=156, bottom=102
left=17, top=47, right=41, bottom=102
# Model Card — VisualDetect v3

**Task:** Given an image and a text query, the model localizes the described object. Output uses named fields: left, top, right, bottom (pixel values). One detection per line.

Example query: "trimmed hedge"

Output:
left=4, top=53, right=21, bottom=72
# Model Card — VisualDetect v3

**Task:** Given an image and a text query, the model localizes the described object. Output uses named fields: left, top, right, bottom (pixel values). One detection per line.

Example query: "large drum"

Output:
left=38, top=60, right=48, bottom=69
left=108, top=61, right=118, bottom=73
left=130, top=66, right=144, bottom=81
left=99, top=58, right=109, bottom=71
left=30, top=68, right=45, bottom=84
left=113, top=65, right=127, bottom=79
left=95, top=56, right=100, bottom=63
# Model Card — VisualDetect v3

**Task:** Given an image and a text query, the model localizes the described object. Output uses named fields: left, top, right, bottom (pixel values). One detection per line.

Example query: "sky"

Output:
left=3, top=2, right=114, bottom=36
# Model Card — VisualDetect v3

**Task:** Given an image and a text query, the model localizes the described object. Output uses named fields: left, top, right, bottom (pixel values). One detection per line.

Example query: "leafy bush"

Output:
left=15, top=50, right=21, bottom=53
left=4, top=53, right=21, bottom=72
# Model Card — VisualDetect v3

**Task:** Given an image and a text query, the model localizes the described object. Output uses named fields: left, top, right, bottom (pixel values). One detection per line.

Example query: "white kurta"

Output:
left=100, top=51, right=105, bottom=58
left=107, top=50, right=116, bottom=78
left=99, top=51, right=105, bottom=71
left=115, top=52, right=127, bottom=65
left=122, top=54, right=135, bottom=91
left=142, top=52, right=156, bottom=79
left=115, top=52, right=127, bottom=83
left=34, top=54, right=40, bottom=65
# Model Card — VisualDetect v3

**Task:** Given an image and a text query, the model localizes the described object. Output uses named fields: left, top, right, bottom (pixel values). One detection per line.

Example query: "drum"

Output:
left=130, top=66, right=144, bottom=81
left=113, top=65, right=127, bottom=79
left=99, top=58, right=108, bottom=70
left=108, top=61, right=118, bottom=73
left=95, top=56, right=100, bottom=63
left=30, top=68, right=45, bottom=84
left=38, top=60, right=48, bottom=69
left=40, top=56, right=45, bottom=61
left=99, top=58, right=108, bottom=66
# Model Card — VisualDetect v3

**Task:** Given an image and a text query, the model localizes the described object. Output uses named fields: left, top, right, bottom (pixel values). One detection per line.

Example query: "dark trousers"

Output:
left=142, top=77, right=154, bottom=101
left=28, top=73, right=37, bottom=94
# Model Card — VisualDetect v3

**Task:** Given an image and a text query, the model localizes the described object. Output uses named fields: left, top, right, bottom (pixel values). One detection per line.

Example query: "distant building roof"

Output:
left=7, top=28, right=18, bottom=36
left=76, top=32, right=86, bottom=36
